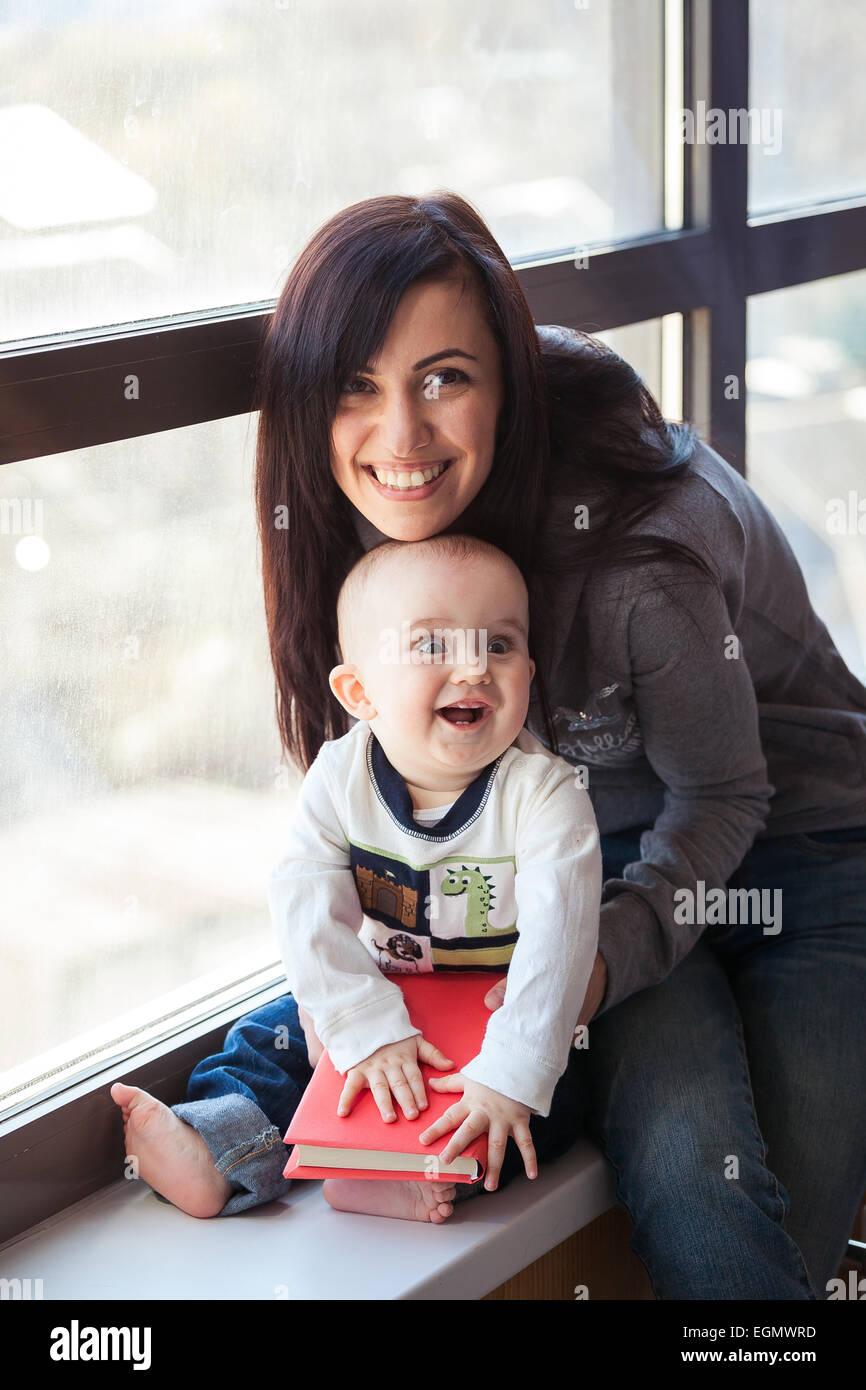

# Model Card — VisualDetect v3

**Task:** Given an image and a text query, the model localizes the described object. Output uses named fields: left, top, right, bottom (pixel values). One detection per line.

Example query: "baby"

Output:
left=271, top=532, right=602, bottom=1223
left=110, top=532, right=601, bottom=1225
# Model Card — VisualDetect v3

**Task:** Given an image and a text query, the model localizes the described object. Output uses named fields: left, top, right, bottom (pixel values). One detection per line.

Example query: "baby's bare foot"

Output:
left=110, top=1083, right=232, bottom=1219
left=322, top=1177, right=459, bottom=1223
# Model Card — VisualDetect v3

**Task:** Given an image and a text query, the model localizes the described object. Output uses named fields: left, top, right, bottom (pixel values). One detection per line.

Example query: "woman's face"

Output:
left=329, top=275, right=505, bottom=542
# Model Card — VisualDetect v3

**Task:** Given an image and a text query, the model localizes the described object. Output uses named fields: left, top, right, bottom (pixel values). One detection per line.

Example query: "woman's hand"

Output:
left=482, top=952, right=608, bottom=1030
left=577, top=951, right=608, bottom=1026
left=483, top=976, right=507, bottom=1011
left=297, top=1004, right=324, bottom=1068
left=337, top=1034, right=453, bottom=1123
left=418, top=1075, right=536, bottom=1191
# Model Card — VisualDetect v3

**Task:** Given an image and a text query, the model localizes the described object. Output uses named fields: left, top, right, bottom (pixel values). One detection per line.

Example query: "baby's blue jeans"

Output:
left=173, top=824, right=866, bottom=1301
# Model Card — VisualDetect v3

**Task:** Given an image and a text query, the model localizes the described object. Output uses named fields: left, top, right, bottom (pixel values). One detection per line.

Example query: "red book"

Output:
left=283, top=973, right=494, bottom=1183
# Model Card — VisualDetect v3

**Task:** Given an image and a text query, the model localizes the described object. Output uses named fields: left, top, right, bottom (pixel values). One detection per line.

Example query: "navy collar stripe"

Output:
left=366, top=731, right=504, bottom=840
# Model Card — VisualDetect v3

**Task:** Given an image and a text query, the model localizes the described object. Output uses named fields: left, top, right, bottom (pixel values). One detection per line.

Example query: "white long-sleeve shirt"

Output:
left=267, top=721, right=602, bottom=1116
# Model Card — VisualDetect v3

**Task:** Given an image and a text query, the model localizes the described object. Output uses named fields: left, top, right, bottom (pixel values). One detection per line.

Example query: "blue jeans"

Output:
left=173, top=825, right=866, bottom=1300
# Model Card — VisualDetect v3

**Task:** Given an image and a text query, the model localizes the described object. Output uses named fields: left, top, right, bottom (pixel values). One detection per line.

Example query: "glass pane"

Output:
left=746, top=271, right=866, bottom=683
left=749, top=0, right=866, bottom=216
left=0, top=0, right=664, bottom=344
left=597, top=314, right=683, bottom=422
left=597, top=320, right=662, bottom=402
left=0, top=414, right=292, bottom=1100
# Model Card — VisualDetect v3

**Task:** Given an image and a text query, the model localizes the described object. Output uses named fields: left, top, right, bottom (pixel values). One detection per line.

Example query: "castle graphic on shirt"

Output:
left=351, top=845, right=518, bottom=973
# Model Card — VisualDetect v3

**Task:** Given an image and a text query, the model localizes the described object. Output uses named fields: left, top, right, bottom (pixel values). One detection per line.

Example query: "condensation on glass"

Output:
left=749, top=0, right=866, bottom=216
left=746, top=270, right=866, bottom=683
left=0, top=413, right=292, bottom=1089
left=0, top=0, right=665, bottom=343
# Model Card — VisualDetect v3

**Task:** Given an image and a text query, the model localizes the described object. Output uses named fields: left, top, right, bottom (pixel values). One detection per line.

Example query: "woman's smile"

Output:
left=361, top=458, right=455, bottom=498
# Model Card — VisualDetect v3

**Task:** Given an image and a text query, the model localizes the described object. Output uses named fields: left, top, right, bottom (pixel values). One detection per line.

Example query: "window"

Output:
left=0, top=414, right=295, bottom=1110
left=748, top=0, right=866, bottom=216
left=0, top=0, right=665, bottom=343
left=747, top=271, right=866, bottom=683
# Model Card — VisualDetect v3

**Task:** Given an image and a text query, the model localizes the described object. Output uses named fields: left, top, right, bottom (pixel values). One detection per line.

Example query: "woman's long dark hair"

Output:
left=254, top=191, right=720, bottom=773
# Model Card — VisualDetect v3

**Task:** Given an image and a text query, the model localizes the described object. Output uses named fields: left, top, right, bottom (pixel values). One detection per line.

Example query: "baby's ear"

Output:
left=329, top=663, right=376, bottom=720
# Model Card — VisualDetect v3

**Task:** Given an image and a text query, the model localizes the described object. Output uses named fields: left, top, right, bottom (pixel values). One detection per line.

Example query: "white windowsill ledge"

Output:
left=0, top=1140, right=616, bottom=1301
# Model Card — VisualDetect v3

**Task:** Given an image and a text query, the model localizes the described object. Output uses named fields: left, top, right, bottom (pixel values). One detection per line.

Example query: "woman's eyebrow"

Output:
left=359, top=349, right=479, bottom=373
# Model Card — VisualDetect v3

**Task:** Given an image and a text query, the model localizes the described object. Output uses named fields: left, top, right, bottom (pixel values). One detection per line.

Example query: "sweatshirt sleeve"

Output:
left=459, top=763, right=602, bottom=1116
left=267, top=748, right=420, bottom=1074
left=595, top=574, right=775, bottom=1015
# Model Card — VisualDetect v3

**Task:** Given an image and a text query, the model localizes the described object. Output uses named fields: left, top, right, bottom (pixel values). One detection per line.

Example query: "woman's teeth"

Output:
left=370, top=460, right=450, bottom=489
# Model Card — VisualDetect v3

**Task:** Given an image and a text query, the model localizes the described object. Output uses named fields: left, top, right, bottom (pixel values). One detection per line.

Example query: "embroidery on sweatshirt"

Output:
left=551, top=683, right=645, bottom=765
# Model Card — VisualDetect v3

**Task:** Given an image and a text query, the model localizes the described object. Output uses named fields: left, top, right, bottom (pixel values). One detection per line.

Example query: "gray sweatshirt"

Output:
left=349, top=327, right=866, bottom=1017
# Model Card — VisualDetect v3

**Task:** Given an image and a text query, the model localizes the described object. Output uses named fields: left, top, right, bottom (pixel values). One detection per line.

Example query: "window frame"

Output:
left=1, top=0, right=865, bottom=1244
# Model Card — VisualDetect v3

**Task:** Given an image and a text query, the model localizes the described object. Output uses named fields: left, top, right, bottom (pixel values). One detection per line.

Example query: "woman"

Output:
left=112, top=192, right=866, bottom=1299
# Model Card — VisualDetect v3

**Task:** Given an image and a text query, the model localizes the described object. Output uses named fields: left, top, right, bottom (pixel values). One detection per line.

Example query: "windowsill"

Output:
left=0, top=973, right=621, bottom=1298
left=0, top=1139, right=617, bottom=1301
left=0, top=978, right=293, bottom=1245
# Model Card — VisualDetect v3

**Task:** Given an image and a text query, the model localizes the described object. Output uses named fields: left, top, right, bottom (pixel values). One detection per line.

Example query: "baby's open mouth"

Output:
left=436, top=702, right=492, bottom=726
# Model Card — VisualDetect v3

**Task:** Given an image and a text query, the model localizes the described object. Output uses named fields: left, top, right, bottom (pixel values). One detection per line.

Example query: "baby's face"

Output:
left=336, top=553, right=535, bottom=790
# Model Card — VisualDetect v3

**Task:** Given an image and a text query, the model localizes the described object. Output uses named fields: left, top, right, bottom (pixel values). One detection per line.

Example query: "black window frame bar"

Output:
left=1, top=0, right=865, bottom=1245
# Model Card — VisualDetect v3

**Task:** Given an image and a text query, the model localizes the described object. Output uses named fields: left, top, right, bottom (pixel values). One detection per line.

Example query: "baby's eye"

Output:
left=487, top=636, right=514, bottom=655
left=415, top=636, right=449, bottom=658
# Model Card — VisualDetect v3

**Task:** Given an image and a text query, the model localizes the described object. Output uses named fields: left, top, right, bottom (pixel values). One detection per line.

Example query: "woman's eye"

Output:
left=422, top=367, right=467, bottom=396
left=341, top=368, right=467, bottom=398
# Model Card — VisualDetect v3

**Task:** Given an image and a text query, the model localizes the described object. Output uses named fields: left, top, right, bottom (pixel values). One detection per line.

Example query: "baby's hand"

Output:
left=337, top=1034, right=453, bottom=1124
left=418, top=1074, right=536, bottom=1191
